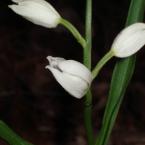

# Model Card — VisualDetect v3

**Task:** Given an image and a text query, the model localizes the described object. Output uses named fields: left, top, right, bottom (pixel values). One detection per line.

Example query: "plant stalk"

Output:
left=83, top=0, right=94, bottom=145
left=92, top=50, right=114, bottom=80
left=60, top=18, right=86, bottom=48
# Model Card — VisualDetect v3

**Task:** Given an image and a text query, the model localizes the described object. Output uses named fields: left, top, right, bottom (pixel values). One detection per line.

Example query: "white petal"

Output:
left=12, top=0, right=24, bottom=3
left=111, top=23, right=145, bottom=57
left=113, top=30, right=145, bottom=57
left=11, top=0, right=52, bottom=5
left=46, top=66, right=88, bottom=99
left=46, top=56, right=65, bottom=67
left=46, top=56, right=92, bottom=85
left=58, top=60, right=92, bottom=84
left=112, top=23, right=145, bottom=49
left=9, top=0, right=61, bottom=28
left=12, top=0, right=48, bottom=4
left=46, top=56, right=92, bottom=98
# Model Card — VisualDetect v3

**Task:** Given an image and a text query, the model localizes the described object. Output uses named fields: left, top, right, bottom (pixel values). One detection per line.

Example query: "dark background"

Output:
left=0, top=0, right=145, bottom=145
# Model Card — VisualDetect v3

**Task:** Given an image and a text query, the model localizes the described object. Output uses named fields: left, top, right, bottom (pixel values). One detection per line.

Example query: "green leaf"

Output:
left=0, top=121, right=33, bottom=145
left=95, top=0, right=145, bottom=145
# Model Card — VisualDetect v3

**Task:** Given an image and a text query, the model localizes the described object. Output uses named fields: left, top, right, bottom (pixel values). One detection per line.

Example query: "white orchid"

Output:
left=111, top=23, right=145, bottom=57
left=9, top=0, right=61, bottom=28
left=45, top=56, right=92, bottom=99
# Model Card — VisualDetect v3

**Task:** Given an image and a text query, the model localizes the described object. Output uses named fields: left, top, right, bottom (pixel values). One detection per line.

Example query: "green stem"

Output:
left=60, top=18, right=86, bottom=48
left=84, top=0, right=92, bottom=69
left=92, top=50, right=114, bottom=80
left=84, top=90, right=94, bottom=145
left=83, top=0, right=94, bottom=145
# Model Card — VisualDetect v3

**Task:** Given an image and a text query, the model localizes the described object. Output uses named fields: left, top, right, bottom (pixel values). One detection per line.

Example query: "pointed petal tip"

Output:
left=46, top=56, right=53, bottom=63
left=8, top=4, right=18, bottom=11
left=45, top=65, right=50, bottom=69
left=46, top=56, right=52, bottom=60
left=8, top=5, right=14, bottom=9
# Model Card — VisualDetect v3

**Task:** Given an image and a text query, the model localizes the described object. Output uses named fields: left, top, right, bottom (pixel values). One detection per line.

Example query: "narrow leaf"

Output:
left=95, top=0, right=145, bottom=145
left=0, top=120, right=33, bottom=145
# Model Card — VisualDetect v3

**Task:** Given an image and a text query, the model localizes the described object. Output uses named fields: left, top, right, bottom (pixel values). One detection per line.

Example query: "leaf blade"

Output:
left=95, top=0, right=145, bottom=145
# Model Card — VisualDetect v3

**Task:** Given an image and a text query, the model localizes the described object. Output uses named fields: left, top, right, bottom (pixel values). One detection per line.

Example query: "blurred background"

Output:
left=0, top=0, right=145, bottom=145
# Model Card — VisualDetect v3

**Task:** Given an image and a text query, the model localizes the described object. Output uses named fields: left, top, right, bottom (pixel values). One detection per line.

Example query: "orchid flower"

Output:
left=111, top=23, right=145, bottom=57
left=9, top=0, right=61, bottom=28
left=45, top=56, right=92, bottom=99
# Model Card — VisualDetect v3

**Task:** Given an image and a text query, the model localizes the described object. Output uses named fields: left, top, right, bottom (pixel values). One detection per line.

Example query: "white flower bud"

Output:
left=9, top=0, right=61, bottom=28
left=111, top=23, right=145, bottom=57
left=45, top=56, right=92, bottom=99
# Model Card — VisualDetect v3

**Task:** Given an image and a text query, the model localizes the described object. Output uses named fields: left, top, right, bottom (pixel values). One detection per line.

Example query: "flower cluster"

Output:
left=9, top=0, right=145, bottom=98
